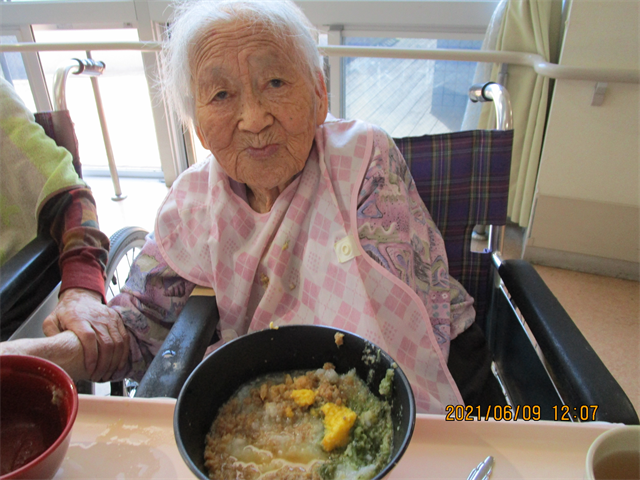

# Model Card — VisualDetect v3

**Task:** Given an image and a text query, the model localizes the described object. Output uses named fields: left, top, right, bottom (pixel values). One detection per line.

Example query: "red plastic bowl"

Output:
left=0, top=355, right=78, bottom=480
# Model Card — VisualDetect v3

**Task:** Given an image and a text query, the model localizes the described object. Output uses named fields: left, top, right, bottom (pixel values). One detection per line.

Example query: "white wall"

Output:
left=526, top=0, right=640, bottom=280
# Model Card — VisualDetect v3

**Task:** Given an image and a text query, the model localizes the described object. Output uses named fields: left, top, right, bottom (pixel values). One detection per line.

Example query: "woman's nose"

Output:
left=238, top=94, right=273, bottom=133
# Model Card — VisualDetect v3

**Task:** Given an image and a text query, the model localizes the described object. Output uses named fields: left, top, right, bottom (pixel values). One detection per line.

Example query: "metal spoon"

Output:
left=467, top=455, right=494, bottom=480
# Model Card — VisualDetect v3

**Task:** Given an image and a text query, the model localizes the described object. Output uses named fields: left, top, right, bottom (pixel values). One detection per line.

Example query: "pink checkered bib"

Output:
left=156, top=119, right=463, bottom=413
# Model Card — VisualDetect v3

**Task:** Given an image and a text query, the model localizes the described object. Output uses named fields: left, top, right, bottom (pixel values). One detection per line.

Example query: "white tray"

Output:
left=54, top=395, right=619, bottom=479
left=54, top=395, right=194, bottom=479
left=388, top=414, right=617, bottom=479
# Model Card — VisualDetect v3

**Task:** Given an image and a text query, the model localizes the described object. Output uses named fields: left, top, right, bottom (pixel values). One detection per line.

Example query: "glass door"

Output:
left=32, top=26, right=163, bottom=177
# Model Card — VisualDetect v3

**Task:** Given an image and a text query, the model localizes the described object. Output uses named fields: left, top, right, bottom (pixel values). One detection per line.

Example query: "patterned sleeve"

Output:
left=108, top=232, right=196, bottom=381
left=40, top=186, right=110, bottom=301
left=448, top=276, right=475, bottom=340
left=356, top=127, right=475, bottom=351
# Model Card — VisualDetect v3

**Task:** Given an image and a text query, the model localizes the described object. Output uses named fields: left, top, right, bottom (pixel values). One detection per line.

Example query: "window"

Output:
left=343, top=37, right=482, bottom=137
left=1, top=35, right=37, bottom=111
left=1, top=0, right=497, bottom=181
left=32, top=27, right=162, bottom=176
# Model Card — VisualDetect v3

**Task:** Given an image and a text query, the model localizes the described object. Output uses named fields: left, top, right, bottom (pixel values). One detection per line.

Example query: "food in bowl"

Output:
left=173, top=325, right=415, bottom=480
left=0, top=355, right=78, bottom=480
left=204, top=362, right=394, bottom=480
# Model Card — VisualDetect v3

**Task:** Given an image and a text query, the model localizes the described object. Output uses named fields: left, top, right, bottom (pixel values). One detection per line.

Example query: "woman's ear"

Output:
left=195, top=126, right=209, bottom=150
left=315, top=72, right=329, bottom=126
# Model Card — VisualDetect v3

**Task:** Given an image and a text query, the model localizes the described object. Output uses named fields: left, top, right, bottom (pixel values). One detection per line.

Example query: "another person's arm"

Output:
left=8, top=234, right=195, bottom=384
left=0, top=330, right=90, bottom=382
left=42, top=186, right=109, bottom=301
left=1, top=77, right=127, bottom=380
left=41, top=187, right=130, bottom=382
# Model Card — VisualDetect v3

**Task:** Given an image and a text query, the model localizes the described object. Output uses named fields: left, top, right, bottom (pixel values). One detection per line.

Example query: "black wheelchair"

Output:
left=134, top=83, right=639, bottom=425
left=1, top=78, right=637, bottom=425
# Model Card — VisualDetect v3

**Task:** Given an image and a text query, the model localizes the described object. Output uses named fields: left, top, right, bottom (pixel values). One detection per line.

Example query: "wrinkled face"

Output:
left=192, top=20, right=328, bottom=191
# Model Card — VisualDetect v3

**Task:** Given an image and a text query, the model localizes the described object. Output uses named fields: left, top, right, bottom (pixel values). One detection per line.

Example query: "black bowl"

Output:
left=174, top=324, right=416, bottom=479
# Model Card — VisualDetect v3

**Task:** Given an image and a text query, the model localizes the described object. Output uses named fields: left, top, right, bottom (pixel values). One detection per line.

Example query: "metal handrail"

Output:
left=1, top=42, right=638, bottom=84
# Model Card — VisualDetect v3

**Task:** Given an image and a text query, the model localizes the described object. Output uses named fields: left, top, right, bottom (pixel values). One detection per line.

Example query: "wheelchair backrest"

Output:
left=394, top=129, right=513, bottom=328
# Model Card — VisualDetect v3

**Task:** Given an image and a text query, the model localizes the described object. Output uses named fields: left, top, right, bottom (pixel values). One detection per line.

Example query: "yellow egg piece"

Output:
left=320, top=403, right=357, bottom=452
left=291, top=389, right=316, bottom=407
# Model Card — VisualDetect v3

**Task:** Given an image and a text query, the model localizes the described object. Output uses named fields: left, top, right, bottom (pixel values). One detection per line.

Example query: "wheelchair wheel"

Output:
left=104, top=226, right=148, bottom=397
left=105, top=226, right=148, bottom=302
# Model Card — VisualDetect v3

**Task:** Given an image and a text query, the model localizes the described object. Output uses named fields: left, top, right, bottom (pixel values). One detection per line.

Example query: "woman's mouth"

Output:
left=245, top=144, right=279, bottom=159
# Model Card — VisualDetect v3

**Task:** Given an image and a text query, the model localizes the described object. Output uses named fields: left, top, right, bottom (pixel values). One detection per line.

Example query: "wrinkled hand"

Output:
left=0, top=331, right=89, bottom=382
left=42, top=288, right=130, bottom=382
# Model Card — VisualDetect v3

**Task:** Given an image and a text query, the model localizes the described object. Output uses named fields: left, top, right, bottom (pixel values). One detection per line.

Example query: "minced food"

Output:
left=204, top=362, right=393, bottom=479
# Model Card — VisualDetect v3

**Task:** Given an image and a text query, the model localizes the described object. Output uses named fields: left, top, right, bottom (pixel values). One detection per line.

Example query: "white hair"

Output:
left=161, top=0, right=324, bottom=130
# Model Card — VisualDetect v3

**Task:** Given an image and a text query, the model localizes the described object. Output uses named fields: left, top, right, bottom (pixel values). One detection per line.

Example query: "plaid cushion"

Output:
left=394, top=129, right=514, bottom=327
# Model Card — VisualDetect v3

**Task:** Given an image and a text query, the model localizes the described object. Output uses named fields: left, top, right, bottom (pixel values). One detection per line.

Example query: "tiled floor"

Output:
left=86, top=175, right=640, bottom=416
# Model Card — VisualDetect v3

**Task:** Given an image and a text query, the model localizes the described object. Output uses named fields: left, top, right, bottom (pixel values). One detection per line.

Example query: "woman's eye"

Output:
left=213, top=91, right=228, bottom=101
left=269, top=79, right=284, bottom=88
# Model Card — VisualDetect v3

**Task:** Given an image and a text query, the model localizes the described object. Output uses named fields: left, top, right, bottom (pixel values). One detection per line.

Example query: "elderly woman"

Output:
left=42, top=0, right=503, bottom=413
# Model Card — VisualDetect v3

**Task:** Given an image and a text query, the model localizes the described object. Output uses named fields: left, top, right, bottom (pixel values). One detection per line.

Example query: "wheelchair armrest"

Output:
left=498, top=259, right=639, bottom=424
left=135, top=293, right=220, bottom=399
left=0, top=235, right=59, bottom=318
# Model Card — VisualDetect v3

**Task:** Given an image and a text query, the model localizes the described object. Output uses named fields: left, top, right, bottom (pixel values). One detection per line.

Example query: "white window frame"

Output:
left=0, top=0, right=499, bottom=184
left=2, top=25, right=52, bottom=111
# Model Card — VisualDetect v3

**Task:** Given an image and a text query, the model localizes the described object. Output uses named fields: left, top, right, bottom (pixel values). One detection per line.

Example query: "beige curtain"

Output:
left=466, top=0, right=563, bottom=228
